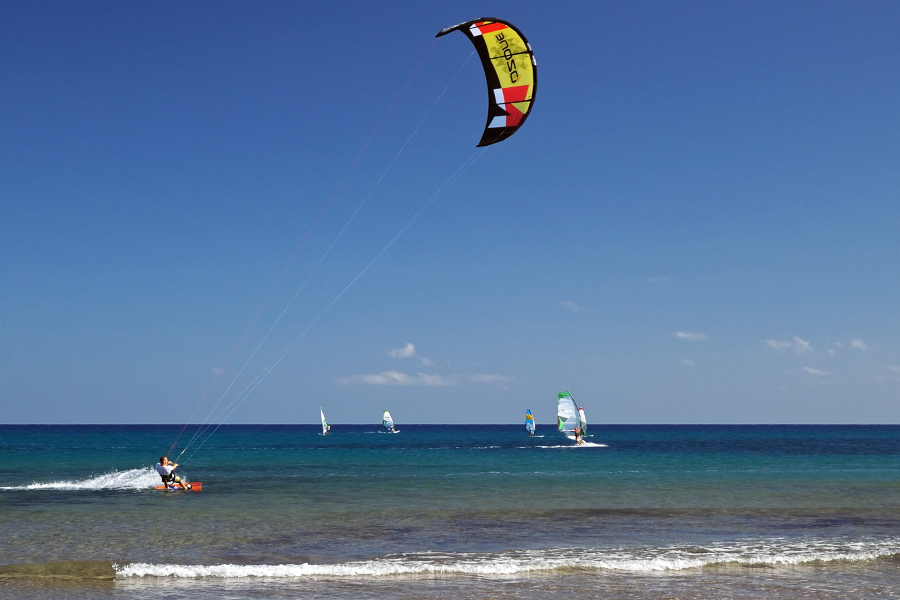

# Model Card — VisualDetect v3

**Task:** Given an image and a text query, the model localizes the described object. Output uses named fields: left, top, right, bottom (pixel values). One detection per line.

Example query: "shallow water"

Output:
left=1, top=425, right=899, bottom=598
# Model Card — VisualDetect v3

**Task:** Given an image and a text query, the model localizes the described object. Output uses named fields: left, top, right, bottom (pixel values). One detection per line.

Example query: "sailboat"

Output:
left=381, top=410, right=399, bottom=433
left=525, top=409, right=536, bottom=436
left=557, top=391, right=585, bottom=443
left=320, top=408, right=331, bottom=435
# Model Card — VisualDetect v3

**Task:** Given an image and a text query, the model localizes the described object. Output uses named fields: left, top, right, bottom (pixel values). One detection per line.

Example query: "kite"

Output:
left=437, top=18, right=537, bottom=147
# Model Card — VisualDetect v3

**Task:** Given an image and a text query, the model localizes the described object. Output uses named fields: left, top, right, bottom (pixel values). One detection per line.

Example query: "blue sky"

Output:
left=1, top=1, right=899, bottom=424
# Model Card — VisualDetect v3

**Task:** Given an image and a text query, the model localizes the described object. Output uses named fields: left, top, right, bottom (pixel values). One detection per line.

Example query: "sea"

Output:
left=1, top=424, right=898, bottom=599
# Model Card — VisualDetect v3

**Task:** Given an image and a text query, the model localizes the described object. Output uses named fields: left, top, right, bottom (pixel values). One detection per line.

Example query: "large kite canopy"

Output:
left=437, top=18, right=537, bottom=147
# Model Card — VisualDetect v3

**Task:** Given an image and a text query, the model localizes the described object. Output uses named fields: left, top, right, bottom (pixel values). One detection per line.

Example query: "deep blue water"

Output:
left=1, top=425, right=899, bottom=599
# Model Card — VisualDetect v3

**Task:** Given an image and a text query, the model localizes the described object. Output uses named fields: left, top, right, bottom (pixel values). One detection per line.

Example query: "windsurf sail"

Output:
left=320, top=408, right=330, bottom=435
left=578, top=406, right=587, bottom=436
left=557, top=391, right=582, bottom=440
left=525, top=409, right=535, bottom=435
left=382, top=410, right=395, bottom=431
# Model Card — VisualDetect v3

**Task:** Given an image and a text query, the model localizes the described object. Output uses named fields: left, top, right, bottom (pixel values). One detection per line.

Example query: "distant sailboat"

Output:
left=525, top=409, right=536, bottom=436
left=557, top=391, right=585, bottom=443
left=382, top=410, right=398, bottom=433
left=320, top=408, right=331, bottom=435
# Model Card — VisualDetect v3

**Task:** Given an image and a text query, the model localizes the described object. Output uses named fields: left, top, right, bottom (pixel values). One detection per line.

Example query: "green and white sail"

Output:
left=382, top=410, right=395, bottom=431
left=320, top=408, right=329, bottom=435
left=557, top=391, right=583, bottom=440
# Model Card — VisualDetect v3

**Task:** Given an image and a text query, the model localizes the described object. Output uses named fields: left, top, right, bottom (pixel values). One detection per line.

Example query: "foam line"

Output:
left=116, top=538, right=900, bottom=578
left=0, top=468, right=163, bottom=491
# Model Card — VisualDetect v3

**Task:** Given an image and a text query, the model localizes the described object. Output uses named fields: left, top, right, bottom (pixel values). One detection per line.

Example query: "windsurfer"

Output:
left=155, top=456, right=188, bottom=489
left=574, top=427, right=585, bottom=445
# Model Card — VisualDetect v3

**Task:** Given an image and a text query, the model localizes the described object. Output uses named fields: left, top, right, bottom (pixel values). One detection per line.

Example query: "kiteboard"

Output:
left=154, top=482, right=202, bottom=491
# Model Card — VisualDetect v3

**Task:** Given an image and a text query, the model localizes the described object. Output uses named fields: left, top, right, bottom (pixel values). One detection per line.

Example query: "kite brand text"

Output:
left=495, top=33, right=520, bottom=83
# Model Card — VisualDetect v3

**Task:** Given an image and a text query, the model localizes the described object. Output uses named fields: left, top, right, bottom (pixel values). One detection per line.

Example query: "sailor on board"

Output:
left=574, top=427, right=585, bottom=446
left=155, top=456, right=188, bottom=489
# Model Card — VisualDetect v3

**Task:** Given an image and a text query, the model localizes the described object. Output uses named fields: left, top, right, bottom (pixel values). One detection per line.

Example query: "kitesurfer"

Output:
left=155, top=456, right=188, bottom=489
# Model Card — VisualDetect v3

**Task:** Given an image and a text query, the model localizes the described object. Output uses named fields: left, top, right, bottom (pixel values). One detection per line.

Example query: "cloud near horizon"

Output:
left=336, top=371, right=512, bottom=386
left=803, top=367, right=828, bottom=375
left=675, top=331, right=707, bottom=341
left=388, top=343, right=416, bottom=358
left=764, top=336, right=811, bottom=355
left=559, top=301, right=585, bottom=312
left=850, top=338, right=869, bottom=350
left=336, top=371, right=454, bottom=386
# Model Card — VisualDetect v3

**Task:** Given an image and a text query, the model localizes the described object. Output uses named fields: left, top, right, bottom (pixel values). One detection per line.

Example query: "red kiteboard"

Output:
left=154, top=482, right=202, bottom=491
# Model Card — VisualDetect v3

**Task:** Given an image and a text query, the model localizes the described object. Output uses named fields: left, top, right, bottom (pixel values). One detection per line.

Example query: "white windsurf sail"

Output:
left=382, top=410, right=395, bottom=431
left=578, top=406, right=587, bottom=436
left=557, top=391, right=582, bottom=440
left=320, top=408, right=329, bottom=435
left=525, top=409, right=535, bottom=435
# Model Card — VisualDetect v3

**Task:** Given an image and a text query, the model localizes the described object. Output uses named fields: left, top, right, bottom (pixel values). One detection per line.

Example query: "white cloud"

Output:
left=675, top=331, right=708, bottom=341
left=803, top=367, right=828, bottom=375
left=828, top=349, right=836, bottom=356
left=764, top=337, right=811, bottom=355
left=559, top=301, right=585, bottom=312
left=211, top=367, right=223, bottom=375
left=764, top=339, right=791, bottom=350
left=850, top=338, right=869, bottom=351
left=793, top=337, right=812, bottom=354
left=419, top=357, right=434, bottom=366
left=388, top=343, right=416, bottom=358
left=336, top=371, right=454, bottom=386
left=468, top=374, right=512, bottom=384
left=682, top=359, right=694, bottom=367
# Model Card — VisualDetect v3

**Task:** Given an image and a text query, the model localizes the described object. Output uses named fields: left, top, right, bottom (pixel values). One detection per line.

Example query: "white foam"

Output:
left=115, top=537, right=900, bottom=579
left=0, top=468, right=165, bottom=491
left=534, top=442, right=608, bottom=449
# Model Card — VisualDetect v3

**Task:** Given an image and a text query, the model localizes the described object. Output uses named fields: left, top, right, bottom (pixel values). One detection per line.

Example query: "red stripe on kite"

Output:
left=502, top=85, right=530, bottom=104
left=476, top=22, right=508, bottom=35
left=505, top=103, right=524, bottom=127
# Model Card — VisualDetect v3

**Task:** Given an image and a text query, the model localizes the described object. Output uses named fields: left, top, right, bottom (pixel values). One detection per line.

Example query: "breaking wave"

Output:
left=115, top=537, right=900, bottom=579
left=0, top=468, right=164, bottom=491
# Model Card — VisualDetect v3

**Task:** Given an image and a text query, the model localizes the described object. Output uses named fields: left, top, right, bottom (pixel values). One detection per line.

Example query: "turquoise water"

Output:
left=1, top=425, right=899, bottom=599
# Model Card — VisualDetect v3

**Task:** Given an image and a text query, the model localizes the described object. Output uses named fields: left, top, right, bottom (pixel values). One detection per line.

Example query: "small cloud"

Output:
left=675, top=331, right=708, bottom=341
left=793, top=337, right=811, bottom=354
left=803, top=367, right=828, bottom=375
left=682, top=359, right=694, bottom=367
left=764, top=337, right=811, bottom=355
left=388, top=343, right=416, bottom=358
left=559, top=301, right=585, bottom=312
left=419, top=357, right=434, bottom=366
left=850, top=338, right=869, bottom=351
left=468, top=374, right=512, bottom=384
left=828, top=349, right=836, bottom=356
left=883, top=366, right=900, bottom=373
left=764, top=339, right=792, bottom=350
left=336, top=371, right=454, bottom=386
left=211, top=367, right=223, bottom=375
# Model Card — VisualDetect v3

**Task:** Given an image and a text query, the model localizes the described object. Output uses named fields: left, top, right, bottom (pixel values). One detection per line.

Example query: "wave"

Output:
left=115, top=537, right=900, bottom=579
left=533, top=442, right=608, bottom=449
left=0, top=468, right=164, bottom=491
